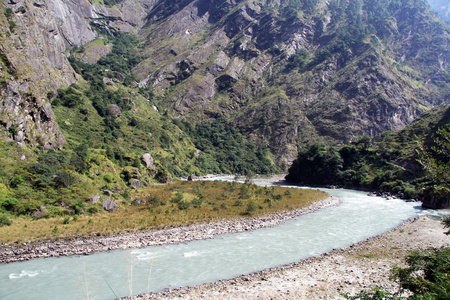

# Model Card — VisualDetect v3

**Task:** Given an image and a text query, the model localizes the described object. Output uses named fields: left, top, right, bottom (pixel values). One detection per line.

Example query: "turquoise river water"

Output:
left=0, top=180, right=438, bottom=299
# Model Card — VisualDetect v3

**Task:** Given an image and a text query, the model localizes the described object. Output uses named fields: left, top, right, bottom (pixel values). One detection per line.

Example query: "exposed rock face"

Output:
left=130, top=179, right=141, bottom=189
left=0, top=0, right=157, bottom=149
left=0, top=0, right=449, bottom=167
left=106, top=104, right=121, bottom=118
left=134, top=0, right=450, bottom=166
left=89, top=195, right=100, bottom=204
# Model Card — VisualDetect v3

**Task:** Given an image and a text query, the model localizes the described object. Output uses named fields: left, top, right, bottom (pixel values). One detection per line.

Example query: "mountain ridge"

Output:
left=0, top=0, right=449, bottom=169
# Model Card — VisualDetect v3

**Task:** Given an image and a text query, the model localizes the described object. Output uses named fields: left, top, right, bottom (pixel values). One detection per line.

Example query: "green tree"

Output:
left=286, top=144, right=344, bottom=185
left=418, top=126, right=450, bottom=208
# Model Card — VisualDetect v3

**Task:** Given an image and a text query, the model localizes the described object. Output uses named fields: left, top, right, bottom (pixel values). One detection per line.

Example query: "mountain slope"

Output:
left=131, top=0, right=450, bottom=168
left=0, top=0, right=449, bottom=170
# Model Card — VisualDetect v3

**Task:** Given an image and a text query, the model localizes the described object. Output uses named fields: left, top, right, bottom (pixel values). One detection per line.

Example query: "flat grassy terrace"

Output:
left=0, top=180, right=328, bottom=243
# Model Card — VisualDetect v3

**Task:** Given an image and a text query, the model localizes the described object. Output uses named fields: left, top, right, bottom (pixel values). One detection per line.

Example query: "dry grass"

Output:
left=0, top=180, right=327, bottom=243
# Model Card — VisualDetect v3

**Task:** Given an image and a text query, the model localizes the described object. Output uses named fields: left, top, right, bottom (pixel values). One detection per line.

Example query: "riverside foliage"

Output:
left=286, top=104, right=450, bottom=201
left=0, top=180, right=327, bottom=243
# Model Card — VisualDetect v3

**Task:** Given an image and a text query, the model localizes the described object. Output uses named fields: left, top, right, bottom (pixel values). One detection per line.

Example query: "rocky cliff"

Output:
left=0, top=0, right=449, bottom=168
left=133, top=0, right=449, bottom=167
left=0, top=0, right=155, bottom=149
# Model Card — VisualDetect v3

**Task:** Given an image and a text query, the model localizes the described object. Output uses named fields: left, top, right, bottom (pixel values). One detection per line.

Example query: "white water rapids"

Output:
left=0, top=181, right=440, bottom=300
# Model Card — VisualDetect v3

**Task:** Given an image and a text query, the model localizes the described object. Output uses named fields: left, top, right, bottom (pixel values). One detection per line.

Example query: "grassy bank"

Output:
left=0, top=180, right=327, bottom=243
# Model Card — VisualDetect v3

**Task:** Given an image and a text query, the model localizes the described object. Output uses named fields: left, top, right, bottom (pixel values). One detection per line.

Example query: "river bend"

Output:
left=0, top=183, right=427, bottom=300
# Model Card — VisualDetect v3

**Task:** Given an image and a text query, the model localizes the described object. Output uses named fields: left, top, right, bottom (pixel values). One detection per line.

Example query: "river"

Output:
left=0, top=180, right=433, bottom=300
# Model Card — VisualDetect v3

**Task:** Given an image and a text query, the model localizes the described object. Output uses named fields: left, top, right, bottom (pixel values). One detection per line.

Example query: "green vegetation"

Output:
left=286, top=105, right=450, bottom=200
left=346, top=218, right=450, bottom=299
left=0, top=180, right=327, bottom=243
left=178, top=117, right=279, bottom=175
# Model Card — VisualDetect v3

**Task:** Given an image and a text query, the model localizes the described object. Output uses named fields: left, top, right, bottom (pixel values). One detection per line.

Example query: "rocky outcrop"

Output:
left=0, top=0, right=157, bottom=149
left=134, top=0, right=450, bottom=166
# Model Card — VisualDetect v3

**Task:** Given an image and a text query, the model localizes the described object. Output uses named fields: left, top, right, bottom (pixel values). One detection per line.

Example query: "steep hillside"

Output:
left=0, top=0, right=449, bottom=169
left=286, top=103, right=450, bottom=207
left=0, top=0, right=156, bottom=149
left=133, top=0, right=450, bottom=167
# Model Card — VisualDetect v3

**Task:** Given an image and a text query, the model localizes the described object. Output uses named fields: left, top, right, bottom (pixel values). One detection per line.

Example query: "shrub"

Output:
left=191, top=197, right=203, bottom=208
left=239, top=185, right=251, bottom=199
left=4, top=8, right=12, bottom=18
left=171, top=192, right=184, bottom=203
left=246, top=201, right=258, bottom=214
left=53, top=171, right=76, bottom=188
left=87, top=205, right=99, bottom=214
left=1, top=197, right=18, bottom=211
left=9, top=175, right=24, bottom=188
left=273, top=194, right=284, bottom=200
left=177, top=200, right=191, bottom=210
left=147, top=195, right=162, bottom=206
left=0, top=214, right=12, bottom=227
left=233, top=199, right=243, bottom=206
left=103, top=174, right=114, bottom=183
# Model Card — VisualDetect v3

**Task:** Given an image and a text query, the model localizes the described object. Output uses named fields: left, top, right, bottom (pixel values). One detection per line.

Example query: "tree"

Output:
left=417, top=126, right=450, bottom=187
left=417, top=126, right=450, bottom=208
left=285, top=144, right=344, bottom=185
left=392, top=247, right=450, bottom=299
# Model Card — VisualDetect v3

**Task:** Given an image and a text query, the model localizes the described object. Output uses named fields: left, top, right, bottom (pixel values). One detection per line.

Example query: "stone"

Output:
left=102, top=198, right=119, bottom=212
left=134, top=197, right=145, bottom=204
left=131, top=179, right=141, bottom=189
left=32, top=211, right=44, bottom=218
left=89, top=195, right=100, bottom=204
left=103, top=190, right=113, bottom=197
left=141, top=153, right=156, bottom=170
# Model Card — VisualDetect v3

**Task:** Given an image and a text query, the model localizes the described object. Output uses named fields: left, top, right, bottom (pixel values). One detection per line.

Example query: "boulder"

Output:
left=141, top=153, right=156, bottom=170
left=102, top=199, right=119, bottom=212
left=103, top=190, right=113, bottom=197
left=89, top=195, right=100, bottom=204
left=155, top=170, right=173, bottom=183
left=130, top=179, right=141, bottom=189
left=134, top=197, right=145, bottom=204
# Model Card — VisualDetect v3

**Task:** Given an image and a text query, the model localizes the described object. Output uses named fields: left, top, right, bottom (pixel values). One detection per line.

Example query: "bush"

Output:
left=171, top=192, right=184, bottom=203
left=1, top=197, right=18, bottom=212
left=246, top=201, right=258, bottom=214
left=191, top=197, right=203, bottom=208
left=53, top=171, right=76, bottom=188
left=103, top=174, right=114, bottom=183
left=9, top=175, right=24, bottom=188
left=233, top=199, right=244, bottom=206
left=147, top=195, right=162, bottom=206
left=0, top=214, right=12, bottom=227
left=177, top=201, right=191, bottom=210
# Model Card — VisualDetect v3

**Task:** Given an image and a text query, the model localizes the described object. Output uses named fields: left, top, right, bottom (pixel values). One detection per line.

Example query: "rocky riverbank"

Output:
left=0, top=196, right=339, bottom=264
left=130, top=216, right=450, bottom=300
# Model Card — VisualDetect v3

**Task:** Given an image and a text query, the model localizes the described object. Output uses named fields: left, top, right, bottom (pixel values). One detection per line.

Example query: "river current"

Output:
left=0, top=180, right=437, bottom=299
